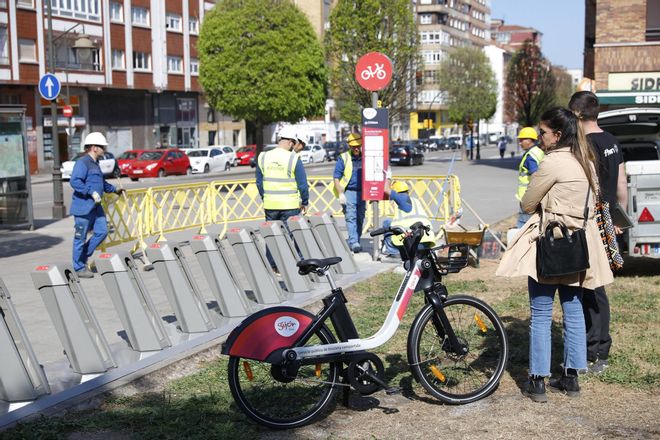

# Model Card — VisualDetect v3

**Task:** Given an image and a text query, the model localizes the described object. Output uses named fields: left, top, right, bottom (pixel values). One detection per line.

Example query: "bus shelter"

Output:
left=0, top=105, right=34, bottom=230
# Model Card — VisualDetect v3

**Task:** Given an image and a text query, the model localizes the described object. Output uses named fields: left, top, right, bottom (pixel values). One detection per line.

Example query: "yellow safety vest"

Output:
left=333, top=151, right=353, bottom=198
left=391, top=196, right=436, bottom=246
left=516, top=145, right=545, bottom=201
left=258, top=147, right=300, bottom=210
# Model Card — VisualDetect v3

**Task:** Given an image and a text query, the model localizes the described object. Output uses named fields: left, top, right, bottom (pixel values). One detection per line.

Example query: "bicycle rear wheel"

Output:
left=228, top=325, right=340, bottom=429
left=407, top=295, right=508, bottom=404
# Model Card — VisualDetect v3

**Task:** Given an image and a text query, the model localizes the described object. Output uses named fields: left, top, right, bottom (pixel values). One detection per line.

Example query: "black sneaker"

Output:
left=75, top=269, right=94, bottom=279
left=523, top=376, right=548, bottom=403
left=548, top=374, right=580, bottom=397
left=587, top=359, right=609, bottom=375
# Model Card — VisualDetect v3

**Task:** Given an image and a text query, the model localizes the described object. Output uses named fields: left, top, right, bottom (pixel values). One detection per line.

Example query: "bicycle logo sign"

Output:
left=355, top=52, right=393, bottom=91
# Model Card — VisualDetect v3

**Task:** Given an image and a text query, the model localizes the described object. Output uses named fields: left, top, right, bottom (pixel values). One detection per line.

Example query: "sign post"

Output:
left=355, top=52, right=393, bottom=260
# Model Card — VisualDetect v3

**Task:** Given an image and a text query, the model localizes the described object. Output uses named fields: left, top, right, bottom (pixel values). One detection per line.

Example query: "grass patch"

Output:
left=2, top=268, right=657, bottom=439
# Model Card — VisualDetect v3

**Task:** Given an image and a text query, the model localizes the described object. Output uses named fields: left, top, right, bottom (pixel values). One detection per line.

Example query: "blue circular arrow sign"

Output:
left=39, top=73, right=61, bottom=101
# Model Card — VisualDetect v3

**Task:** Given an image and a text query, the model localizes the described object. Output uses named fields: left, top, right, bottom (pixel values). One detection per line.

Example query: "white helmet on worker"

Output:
left=278, top=126, right=298, bottom=142
left=83, top=132, right=108, bottom=148
left=296, top=131, right=309, bottom=146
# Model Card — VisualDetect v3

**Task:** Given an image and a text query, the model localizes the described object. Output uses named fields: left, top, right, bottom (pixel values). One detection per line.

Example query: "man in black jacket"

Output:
left=569, top=91, right=628, bottom=374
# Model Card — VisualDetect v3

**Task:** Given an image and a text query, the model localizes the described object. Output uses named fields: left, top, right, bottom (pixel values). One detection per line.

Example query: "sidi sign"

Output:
left=355, top=52, right=393, bottom=91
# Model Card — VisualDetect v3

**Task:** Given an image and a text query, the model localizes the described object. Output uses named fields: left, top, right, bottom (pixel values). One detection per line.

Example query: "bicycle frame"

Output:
left=292, top=260, right=423, bottom=360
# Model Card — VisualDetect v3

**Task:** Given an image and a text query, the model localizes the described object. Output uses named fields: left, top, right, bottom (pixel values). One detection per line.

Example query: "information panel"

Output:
left=361, top=108, right=389, bottom=201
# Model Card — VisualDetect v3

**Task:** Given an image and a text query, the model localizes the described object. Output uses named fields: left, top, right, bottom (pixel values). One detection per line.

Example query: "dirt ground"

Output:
left=260, top=259, right=659, bottom=440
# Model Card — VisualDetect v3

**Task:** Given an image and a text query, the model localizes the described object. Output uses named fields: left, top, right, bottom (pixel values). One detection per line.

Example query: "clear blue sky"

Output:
left=490, top=0, right=585, bottom=69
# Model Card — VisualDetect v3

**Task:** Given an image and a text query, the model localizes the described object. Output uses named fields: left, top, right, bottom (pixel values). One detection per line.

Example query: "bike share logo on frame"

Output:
left=355, top=52, right=393, bottom=92
left=274, top=316, right=300, bottom=337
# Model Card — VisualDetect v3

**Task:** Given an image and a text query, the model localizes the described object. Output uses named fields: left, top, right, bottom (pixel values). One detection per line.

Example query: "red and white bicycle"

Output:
left=222, top=222, right=509, bottom=429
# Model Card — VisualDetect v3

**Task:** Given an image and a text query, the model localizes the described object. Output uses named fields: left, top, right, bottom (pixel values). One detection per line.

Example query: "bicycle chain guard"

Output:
left=347, top=353, right=385, bottom=395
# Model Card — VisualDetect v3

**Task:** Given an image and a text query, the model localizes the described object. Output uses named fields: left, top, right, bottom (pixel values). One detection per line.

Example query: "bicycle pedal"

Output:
left=385, top=387, right=401, bottom=395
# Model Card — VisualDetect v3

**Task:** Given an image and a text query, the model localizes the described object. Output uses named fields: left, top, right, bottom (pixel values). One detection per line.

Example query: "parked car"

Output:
left=212, top=145, right=238, bottom=167
left=249, top=144, right=278, bottom=168
left=323, top=141, right=348, bottom=161
left=447, top=135, right=463, bottom=147
left=61, top=151, right=120, bottom=180
left=184, top=147, right=233, bottom=173
left=299, top=144, right=327, bottom=164
left=127, top=149, right=191, bottom=181
left=116, top=149, right=146, bottom=176
left=235, top=144, right=257, bottom=166
left=390, top=143, right=425, bottom=166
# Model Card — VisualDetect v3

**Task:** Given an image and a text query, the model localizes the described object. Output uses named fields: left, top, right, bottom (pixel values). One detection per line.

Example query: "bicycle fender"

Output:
left=222, top=306, right=315, bottom=361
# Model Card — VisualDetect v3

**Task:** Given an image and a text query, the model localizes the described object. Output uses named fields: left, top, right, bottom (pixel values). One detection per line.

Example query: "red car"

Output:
left=127, top=149, right=192, bottom=181
left=235, top=144, right=257, bottom=166
left=117, top=149, right=146, bottom=176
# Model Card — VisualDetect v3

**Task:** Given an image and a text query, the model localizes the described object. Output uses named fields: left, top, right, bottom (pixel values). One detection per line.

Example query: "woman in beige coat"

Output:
left=496, top=107, right=613, bottom=403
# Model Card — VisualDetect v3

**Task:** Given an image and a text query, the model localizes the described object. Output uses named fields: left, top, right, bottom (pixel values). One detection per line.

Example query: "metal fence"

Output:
left=102, top=175, right=461, bottom=252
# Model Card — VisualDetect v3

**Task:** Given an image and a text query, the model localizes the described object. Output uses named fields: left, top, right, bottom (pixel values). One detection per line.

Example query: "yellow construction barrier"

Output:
left=102, top=175, right=461, bottom=251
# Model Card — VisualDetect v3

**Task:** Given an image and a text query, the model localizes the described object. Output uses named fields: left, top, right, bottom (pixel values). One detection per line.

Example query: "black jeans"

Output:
left=264, top=208, right=301, bottom=269
left=582, top=286, right=612, bottom=361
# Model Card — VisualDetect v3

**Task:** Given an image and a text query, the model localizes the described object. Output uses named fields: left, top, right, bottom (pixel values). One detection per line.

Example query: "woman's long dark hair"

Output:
left=540, top=106, right=598, bottom=190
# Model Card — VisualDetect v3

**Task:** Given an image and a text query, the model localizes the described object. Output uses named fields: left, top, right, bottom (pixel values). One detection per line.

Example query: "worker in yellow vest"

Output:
left=256, top=126, right=309, bottom=269
left=333, top=132, right=365, bottom=253
left=380, top=174, right=436, bottom=260
left=516, top=127, right=545, bottom=228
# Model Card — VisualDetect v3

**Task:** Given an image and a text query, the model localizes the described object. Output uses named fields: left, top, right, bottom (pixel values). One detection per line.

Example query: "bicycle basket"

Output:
left=432, top=244, right=470, bottom=274
left=443, top=227, right=486, bottom=247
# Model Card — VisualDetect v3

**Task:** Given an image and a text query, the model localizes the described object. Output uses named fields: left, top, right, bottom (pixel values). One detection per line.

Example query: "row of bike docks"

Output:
left=0, top=212, right=386, bottom=429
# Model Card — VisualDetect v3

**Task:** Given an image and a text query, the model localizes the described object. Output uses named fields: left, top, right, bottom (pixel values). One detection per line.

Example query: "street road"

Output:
left=30, top=144, right=521, bottom=227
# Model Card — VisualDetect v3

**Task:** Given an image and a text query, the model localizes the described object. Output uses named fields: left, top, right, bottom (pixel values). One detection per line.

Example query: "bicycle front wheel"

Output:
left=407, top=295, right=508, bottom=404
left=228, top=325, right=340, bottom=429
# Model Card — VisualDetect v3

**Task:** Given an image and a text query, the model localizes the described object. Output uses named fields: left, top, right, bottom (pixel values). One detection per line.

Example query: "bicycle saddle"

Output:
left=297, top=257, right=342, bottom=275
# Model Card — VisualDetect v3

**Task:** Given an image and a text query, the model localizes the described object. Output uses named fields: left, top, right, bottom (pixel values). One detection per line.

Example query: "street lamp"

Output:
left=46, top=4, right=96, bottom=218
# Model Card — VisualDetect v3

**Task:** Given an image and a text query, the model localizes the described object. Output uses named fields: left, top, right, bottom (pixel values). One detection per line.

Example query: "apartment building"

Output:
left=585, top=0, right=660, bottom=108
left=412, top=0, right=491, bottom=139
left=0, top=0, right=243, bottom=174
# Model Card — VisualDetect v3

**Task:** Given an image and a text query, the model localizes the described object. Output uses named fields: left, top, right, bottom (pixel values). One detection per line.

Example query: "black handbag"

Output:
left=536, top=188, right=591, bottom=277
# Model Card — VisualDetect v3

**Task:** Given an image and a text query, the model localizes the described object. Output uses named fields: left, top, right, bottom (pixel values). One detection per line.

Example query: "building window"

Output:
left=132, top=7, right=150, bottom=26
left=0, top=0, right=8, bottom=7
left=208, top=130, right=216, bottom=145
left=167, top=55, right=182, bottom=73
left=424, top=69, right=439, bottom=85
left=18, top=39, right=36, bottom=62
left=647, top=0, right=660, bottom=41
left=189, top=17, right=199, bottom=34
left=422, top=50, right=443, bottom=65
left=190, top=58, right=199, bottom=76
left=111, top=49, right=125, bottom=69
left=48, top=0, right=101, bottom=21
left=420, top=14, right=432, bottom=25
left=133, top=51, right=151, bottom=71
left=110, top=2, right=123, bottom=22
left=166, top=13, right=182, bottom=32
left=0, top=26, right=8, bottom=65
left=17, top=0, right=34, bottom=8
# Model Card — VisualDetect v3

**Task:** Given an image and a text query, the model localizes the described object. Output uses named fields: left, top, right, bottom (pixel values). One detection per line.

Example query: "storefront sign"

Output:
left=608, top=72, right=660, bottom=91
left=361, top=108, right=389, bottom=201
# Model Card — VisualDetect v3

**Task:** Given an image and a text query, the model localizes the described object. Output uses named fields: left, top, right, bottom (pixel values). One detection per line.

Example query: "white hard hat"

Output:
left=84, top=132, right=108, bottom=147
left=278, top=126, right=297, bottom=141
left=295, top=131, right=308, bottom=145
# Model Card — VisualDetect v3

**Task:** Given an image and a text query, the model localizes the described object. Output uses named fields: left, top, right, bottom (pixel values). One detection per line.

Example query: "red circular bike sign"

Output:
left=355, top=52, right=393, bottom=91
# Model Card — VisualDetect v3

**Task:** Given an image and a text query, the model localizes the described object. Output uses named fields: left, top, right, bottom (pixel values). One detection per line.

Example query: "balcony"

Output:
left=55, top=59, right=101, bottom=72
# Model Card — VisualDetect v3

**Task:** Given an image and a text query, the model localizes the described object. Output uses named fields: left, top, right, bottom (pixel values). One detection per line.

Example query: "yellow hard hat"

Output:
left=517, top=127, right=538, bottom=140
left=391, top=181, right=409, bottom=193
left=347, top=133, right=362, bottom=147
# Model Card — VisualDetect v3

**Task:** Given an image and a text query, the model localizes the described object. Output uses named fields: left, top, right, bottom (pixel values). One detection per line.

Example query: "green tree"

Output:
left=198, top=0, right=327, bottom=149
left=505, top=40, right=556, bottom=127
left=437, top=46, right=497, bottom=159
left=325, top=0, right=419, bottom=126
